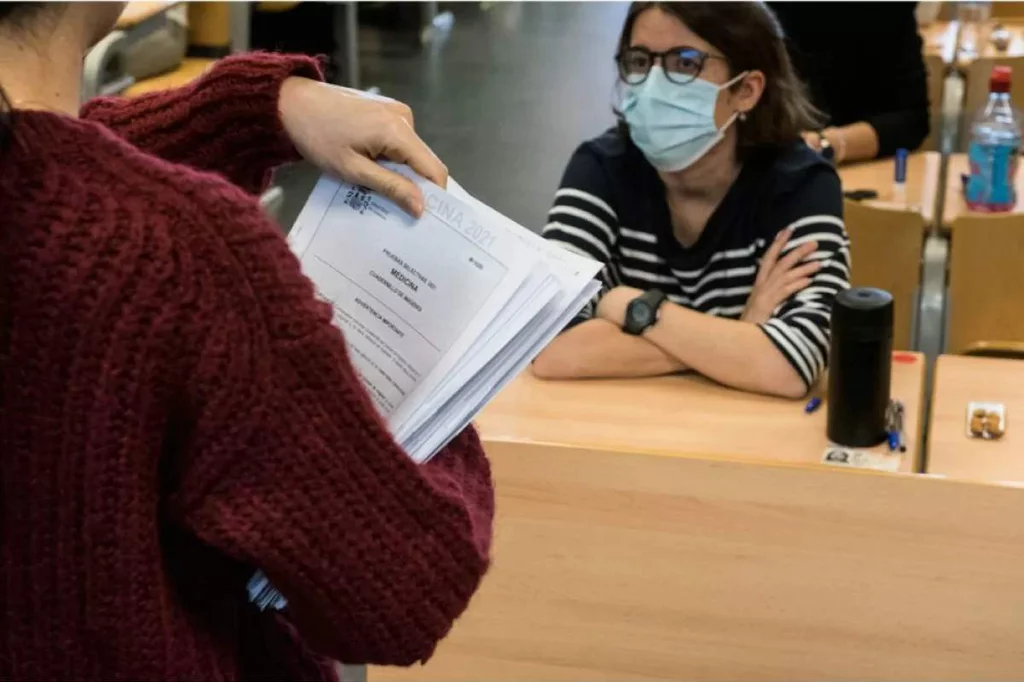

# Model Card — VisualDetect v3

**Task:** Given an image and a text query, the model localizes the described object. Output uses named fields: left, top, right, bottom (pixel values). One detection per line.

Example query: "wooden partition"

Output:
left=374, top=441, right=1024, bottom=681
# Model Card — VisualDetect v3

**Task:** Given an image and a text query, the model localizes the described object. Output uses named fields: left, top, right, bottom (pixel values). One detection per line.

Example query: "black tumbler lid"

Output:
left=831, top=287, right=894, bottom=340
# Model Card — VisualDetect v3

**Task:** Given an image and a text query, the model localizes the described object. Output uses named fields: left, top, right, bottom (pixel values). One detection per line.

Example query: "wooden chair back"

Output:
left=948, top=213, right=1024, bottom=353
left=843, top=200, right=925, bottom=350
left=961, top=54, right=1024, bottom=142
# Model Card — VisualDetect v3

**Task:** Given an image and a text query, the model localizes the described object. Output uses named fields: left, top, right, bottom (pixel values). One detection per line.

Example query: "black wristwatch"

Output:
left=623, top=289, right=668, bottom=335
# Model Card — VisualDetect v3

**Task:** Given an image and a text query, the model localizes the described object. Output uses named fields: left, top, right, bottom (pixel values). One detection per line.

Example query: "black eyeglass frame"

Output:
left=615, top=45, right=729, bottom=85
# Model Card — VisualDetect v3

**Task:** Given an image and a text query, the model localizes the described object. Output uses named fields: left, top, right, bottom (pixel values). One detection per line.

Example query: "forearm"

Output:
left=81, top=52, right=323, bottom=194
left=641, top=305, right=807, bottom=398
left=532, top=318, right=686, bottom=380
left=824, top=122, right=879, bottom=164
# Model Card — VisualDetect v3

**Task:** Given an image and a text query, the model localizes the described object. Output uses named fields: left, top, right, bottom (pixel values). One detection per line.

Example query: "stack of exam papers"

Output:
left=247, top=164, right=601, bottom=610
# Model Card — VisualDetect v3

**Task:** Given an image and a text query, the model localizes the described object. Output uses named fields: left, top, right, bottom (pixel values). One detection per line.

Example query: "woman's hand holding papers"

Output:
left=279, top=77, right=448, bottom=217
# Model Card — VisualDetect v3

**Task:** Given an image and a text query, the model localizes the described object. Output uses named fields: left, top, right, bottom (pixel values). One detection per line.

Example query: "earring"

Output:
left=738, top=111, right=748, bottom=122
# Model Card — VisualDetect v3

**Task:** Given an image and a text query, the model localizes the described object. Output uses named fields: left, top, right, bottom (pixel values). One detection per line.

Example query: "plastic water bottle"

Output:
left=966, top=66, right=1023, bottom=212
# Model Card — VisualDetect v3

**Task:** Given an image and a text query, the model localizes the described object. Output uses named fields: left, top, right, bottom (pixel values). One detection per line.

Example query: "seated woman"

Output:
left=534, top=1, right=849, bottom=399
left=768, top=1, right=930, bottom=163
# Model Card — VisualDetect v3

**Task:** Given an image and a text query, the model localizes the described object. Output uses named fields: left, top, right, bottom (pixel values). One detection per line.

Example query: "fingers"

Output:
left=774, top=240, right=818, bottom=273
left=342, top=153, right=426, bottom=217
left=780, top=277, right=814, bottom=299
left=757, top=228, right=791, bottom=284
left=782, top=260, right=823, bottom=282
left=380, top=119, right=449, bottom=190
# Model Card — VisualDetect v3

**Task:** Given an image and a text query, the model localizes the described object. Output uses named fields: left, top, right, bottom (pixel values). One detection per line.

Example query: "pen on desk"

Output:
left=804, top=396, right=822, bottom=414
left=893, top=148, right=908, bottom=206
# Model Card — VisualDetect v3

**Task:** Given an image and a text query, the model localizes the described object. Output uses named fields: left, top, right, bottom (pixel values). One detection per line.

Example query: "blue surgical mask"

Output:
left=621, top=65, right=748, bottom=172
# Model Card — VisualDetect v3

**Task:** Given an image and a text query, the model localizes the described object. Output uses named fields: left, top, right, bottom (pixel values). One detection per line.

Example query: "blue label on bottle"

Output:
left=966, top=141, right=1020, bottom=211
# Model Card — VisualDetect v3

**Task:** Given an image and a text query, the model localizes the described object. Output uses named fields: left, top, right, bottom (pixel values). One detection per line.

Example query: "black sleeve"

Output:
left=542, top=144, right=620, bottom=330
left=862, top=7, right=930, bottom=155
left=757, top=168, right=850, bottom=389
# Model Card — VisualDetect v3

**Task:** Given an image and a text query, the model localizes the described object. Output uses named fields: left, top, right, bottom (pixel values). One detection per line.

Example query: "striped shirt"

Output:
left=543, top=129, right=849, bottom=389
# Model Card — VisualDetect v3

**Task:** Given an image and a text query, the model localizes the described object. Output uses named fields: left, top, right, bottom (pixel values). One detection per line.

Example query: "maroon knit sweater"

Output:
left=0, top=53, right=494, bottom=681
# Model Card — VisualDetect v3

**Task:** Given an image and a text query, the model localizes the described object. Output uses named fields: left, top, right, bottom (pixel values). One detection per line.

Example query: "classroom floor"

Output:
left=273, top=1, right=627, bottom=232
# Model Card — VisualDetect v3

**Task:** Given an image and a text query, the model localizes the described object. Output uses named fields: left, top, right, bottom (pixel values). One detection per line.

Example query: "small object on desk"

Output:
left=843, top=189, right=879, bottom=202
left=991, top=24, right=1012, bottom=52
left=820, top=446, right=901, bottom=472
left=885, top=398, right=906, bottom=453
left=804, top=396, right=822, bottom=414
left=966, top=401, right=1007, bottom=440
left=893, top=148, right=908, bottom=206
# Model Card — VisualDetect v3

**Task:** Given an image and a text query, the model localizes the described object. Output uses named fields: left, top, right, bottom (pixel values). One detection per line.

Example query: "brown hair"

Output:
left=616, top=2, right=822, bottom=152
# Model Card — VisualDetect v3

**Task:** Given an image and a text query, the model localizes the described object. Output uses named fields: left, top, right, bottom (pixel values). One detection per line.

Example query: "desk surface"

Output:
left=928, top=354, right=1024, bottom=482
left=116, top=1, right=177, bottom=29
left=837, top=151, right=941, bottom=228
left=957, top=20, right=1024, bottom=64
left=943, top=153, right=1024, bottom=228
left=476, top=353, right=924, bottom=473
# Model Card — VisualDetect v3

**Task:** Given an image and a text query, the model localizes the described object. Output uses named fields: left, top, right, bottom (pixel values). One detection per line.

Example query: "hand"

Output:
left=596, top=286, right=644, bottom=328
left=801, top=130, right=822, bottom=151
left=278, top=77, right=448, bottom=217
left=741, top=229, right=821, bottom=324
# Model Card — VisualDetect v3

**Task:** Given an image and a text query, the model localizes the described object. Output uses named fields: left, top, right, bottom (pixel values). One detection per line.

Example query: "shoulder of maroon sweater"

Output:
left=79, top=52, right=324, bottom=195
left=0, top=109, right=312, bottom=342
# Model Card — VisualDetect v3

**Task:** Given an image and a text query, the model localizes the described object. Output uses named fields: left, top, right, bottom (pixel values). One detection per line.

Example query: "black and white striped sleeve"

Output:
left=758, top=170, right=850, bottom=389
left=542, top=145, right=619, bottom=328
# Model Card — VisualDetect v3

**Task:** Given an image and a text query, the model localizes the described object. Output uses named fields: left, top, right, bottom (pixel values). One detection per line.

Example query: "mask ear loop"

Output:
left=720, top=70, right=751, bottom=125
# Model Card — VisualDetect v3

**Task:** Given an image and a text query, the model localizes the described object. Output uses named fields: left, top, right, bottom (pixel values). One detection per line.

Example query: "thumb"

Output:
left=340, top=154, right=426, bottom=218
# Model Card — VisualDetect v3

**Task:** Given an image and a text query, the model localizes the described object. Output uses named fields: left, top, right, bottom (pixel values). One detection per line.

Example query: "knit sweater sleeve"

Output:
left=80, top=52, right=323, bottom=195
left=171, top=189, right=494, bottom=666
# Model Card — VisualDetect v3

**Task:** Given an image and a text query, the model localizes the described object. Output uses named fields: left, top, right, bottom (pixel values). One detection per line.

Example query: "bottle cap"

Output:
left=991, top=65, right=1012, bottom=93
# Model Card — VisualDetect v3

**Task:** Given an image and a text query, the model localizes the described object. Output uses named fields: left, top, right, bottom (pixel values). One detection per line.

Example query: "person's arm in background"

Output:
left=803, top=5, right=929, bottom=162
left=595, top=170, right=849, bottom=399
left=532, top=144, right=686, bottom=379
left=170, top=190, right=492, bottom=666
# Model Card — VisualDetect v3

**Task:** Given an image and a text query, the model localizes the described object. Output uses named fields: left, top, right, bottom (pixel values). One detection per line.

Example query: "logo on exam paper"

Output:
left=344, top=185, right=372, bottom=214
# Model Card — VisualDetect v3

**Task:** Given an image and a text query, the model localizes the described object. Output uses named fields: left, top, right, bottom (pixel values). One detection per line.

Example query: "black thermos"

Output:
left=826, top=287, right=894, bottom=447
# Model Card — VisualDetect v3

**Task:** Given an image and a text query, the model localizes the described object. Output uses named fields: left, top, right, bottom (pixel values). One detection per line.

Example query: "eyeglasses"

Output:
left=615, top=46, right=727, bottom=85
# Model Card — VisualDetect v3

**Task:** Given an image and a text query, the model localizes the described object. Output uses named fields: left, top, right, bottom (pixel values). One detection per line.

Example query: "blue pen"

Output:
left=804, top=397, right=822, bottom=414
left=893, top=148, right=908, bottom=206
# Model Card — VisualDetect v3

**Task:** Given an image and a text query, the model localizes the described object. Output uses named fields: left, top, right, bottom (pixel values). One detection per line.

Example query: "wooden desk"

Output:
left=942, top=153, right=1024, bottom=228
left=928, top=354, right=1024, bottom=482
left=957, top=20, right=1024, bottom=64
left=123, top=58, right=214, bottom=97
left=838, top=152, right=942, bottom=228
left=116, top=1, right=178, bottom=29
left=476, top=353, right=925, bottom=473
left=374, top=442, right=1024, bottom=681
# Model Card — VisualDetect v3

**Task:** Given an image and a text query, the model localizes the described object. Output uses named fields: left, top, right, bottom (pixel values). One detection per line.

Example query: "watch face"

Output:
left=629, top=302, right=651, bottom=326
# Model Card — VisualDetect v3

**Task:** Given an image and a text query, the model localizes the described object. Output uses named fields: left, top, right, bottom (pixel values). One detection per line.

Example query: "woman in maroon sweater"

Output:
left=0, top=3, right=493, bottom=681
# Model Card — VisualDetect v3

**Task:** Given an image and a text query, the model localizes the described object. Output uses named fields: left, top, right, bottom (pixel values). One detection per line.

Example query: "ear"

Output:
left=730, top=69, right=766, bottom=117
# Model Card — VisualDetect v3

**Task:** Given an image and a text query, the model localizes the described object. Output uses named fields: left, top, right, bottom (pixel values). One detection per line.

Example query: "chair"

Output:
left=990, top=2, right=1024, bottom=20
left=947, top=213, right=1024, bottom=353
left=843, top=200, right=926, bottom=350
